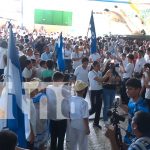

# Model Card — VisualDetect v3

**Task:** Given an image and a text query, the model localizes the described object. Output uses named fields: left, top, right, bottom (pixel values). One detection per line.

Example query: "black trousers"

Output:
left=50, top=119, right=67, bottom=150
left=89, top=90, right=103, bottom=125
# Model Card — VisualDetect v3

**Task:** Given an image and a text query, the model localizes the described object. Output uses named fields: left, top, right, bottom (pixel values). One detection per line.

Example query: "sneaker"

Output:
left=93, top=123, right=102, bottom=129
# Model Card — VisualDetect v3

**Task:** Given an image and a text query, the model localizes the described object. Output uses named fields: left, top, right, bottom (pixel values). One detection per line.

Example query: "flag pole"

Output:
left=86, top=10, right=93, bottom=38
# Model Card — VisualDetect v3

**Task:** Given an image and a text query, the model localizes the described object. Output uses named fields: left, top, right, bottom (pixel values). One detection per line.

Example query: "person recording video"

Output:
left=105, top=78, right=150, bottom=150
left=105, top=111, right=150, bottom=150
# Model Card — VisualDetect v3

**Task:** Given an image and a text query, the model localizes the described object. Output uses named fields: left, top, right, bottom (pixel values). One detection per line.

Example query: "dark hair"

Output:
left=40, top=60, right=46, bottom=67
left=25, top=60, right=32, bottom=67
left=46, top=60, right=54, bottom=70
left=133, top=111, right=150, bottom=136
left=144, top=63, right=150, bottom=69
left=19, top=44, right=24, bottom=51
left=138, top=50, right=144, bottom=56
left=82, top=57, right=89, bottom=63
left=90, top=61, right=99, bottom=71
left=126, top=78, right=141, bottom=88
left=44, top=45, right=49, bottom=50
left=147, top=47, right=150, bottom=52
left=124, top=46, right=130, bottom=53
left=31, top=59, right=36, bottom=63
left=93, top=61, right=99, bottom=67
left=0, top=40, right=8, bottom=49
left=127, top=53, right=134, bottom=60
left=63, top=73, right=70, bottom=82
left=121, top=53, right=126, bottom=57
left=53, top=71, right=64, bottom=81
left=0, top=130, right=17, bottom=150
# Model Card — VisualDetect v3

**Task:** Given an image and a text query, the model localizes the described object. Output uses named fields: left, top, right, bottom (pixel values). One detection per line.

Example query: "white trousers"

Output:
left=70, top=127, right=88, bottom=150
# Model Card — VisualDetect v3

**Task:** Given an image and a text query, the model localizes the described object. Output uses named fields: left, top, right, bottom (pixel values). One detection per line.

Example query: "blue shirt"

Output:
left=124, top=97, right=149, bottom=145
left=41, top=52, right=53, bottom=61
left=128, top=137, right=150, bottom=150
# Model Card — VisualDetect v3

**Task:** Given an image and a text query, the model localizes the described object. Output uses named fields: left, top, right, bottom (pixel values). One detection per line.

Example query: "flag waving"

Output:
left=6, top=24, right=28, bottom=148
left=89, top=11, right=97, bottom=54
left=56, top=32, right=65, bottom=72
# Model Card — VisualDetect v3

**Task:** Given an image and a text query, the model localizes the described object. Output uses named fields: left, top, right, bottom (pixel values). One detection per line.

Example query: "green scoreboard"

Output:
left=34, top=9, right=72, bottom=26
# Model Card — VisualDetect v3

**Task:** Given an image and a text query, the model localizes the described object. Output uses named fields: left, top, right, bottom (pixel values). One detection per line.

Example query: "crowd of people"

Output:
left=0, top=23, right=150, bottom=150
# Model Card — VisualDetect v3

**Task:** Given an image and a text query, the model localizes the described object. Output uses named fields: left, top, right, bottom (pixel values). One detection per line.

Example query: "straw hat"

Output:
left=74, top=80, right=88, bottom=92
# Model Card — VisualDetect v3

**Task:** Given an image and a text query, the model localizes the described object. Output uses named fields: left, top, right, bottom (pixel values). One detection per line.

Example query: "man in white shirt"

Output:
left=120, top=54, right=135, bottom=104
left=41, top=45, right=53, bottom=61
left=63, top=43, right=72, bottom=73
left=74, top=57, right=90, bottom=98
left=22, top=60, right=33, bottom=82
left=134, top=50, right=146, bottom=78
left=46, top=72, right=67, bottom=150
left=71, top=45, right=83, bottom=71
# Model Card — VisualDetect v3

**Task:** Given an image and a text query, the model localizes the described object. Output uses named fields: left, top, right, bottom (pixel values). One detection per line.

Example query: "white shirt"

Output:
left=74, top=65, right=90, bottom=84
left=144, top=53, right=149, bottom=62
left=134, top=57, right=146, bottom=73
left=123, top=63, right=134, bottom=79
left=89, top=53, right=101, bottom=62
left=0, top=47, right=6, bottom=69
left=71, top=52, right=83, bottom=69
left=22, top=67, right=32, bottom=79
left=122, top=58, right=128, bottom=68
left=46, top=84, right=69, bottom=120
left=145, top=81, right=150, bottom=99
left=63, top=49, right=72, bottom=59
left=88, top=70, right=103, bottom=90
left=70, top=96, right=89, bottom=130
left=142, top=72, right=150, bottom=99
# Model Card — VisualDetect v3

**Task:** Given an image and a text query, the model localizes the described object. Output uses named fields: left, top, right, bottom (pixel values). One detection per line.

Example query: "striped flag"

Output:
left=6, top=24, right=30, bottom=148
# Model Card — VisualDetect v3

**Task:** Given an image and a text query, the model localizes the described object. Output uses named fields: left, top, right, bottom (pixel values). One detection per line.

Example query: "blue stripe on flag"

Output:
left=7, top=25, right=27, bottom=148
left=57, top=32, right=65, bottom=72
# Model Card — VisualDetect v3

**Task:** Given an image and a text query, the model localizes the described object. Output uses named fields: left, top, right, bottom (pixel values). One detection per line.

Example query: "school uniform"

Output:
left=88, top=70, right=103, bottom=125
left=69, top=96, right=89, bottom=150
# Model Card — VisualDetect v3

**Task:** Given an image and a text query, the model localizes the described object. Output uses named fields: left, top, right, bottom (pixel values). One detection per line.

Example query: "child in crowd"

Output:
left=69, top=80, right=90, bottom=150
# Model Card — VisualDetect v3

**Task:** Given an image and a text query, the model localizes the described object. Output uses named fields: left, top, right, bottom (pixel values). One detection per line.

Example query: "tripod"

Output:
left=114, top=124, right=124, bottom=150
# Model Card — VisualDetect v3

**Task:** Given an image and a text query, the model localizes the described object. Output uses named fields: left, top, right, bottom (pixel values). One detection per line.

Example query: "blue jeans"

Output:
left=103, top=88, right=116, bottom=121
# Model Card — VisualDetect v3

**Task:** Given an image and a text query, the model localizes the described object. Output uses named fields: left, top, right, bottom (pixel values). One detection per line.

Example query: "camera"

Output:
left=107, top=110, right=125, bottom=125
left=107, top=101, right=125, bottom=125
left=107, top=99, right=126, bottom=150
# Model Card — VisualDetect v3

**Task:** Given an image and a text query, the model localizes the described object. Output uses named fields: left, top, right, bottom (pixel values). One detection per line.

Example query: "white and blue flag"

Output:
left=89, top=11, right=97, bottom=54
left=6, top=24, right=30, bottom=148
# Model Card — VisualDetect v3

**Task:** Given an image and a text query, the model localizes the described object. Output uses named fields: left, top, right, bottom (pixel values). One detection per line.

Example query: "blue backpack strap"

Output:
left=32, top=93, right=44, bottom=103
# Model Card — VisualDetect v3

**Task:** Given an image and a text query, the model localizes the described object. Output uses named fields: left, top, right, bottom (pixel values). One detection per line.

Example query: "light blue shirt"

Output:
left=41, top=52, right=52, bottom=61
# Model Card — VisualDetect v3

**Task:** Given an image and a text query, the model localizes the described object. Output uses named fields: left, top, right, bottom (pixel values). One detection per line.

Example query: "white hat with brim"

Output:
left=74, top=80, right=88, bottom=92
